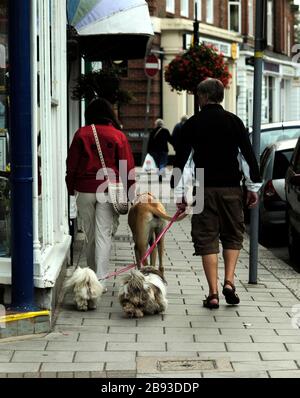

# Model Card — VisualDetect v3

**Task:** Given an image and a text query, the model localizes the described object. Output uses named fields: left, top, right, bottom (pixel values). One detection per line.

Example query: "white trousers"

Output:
left=76, top=192, right=115, bottom=280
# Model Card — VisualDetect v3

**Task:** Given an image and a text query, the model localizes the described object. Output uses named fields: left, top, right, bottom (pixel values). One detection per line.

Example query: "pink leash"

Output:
left=101, top=209, right=184, bottom=281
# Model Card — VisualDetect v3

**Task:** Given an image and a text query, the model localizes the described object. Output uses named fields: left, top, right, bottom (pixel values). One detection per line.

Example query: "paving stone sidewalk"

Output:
left=1, top=187, right=300, bottom=378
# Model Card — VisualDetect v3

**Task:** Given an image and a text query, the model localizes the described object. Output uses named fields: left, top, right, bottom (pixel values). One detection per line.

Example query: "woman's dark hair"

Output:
left=85, top=97, right=121, bottom=129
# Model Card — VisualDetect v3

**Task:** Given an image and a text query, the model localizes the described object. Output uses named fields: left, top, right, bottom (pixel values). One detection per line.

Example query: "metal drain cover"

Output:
left=157, top=359, right=216, bottom=372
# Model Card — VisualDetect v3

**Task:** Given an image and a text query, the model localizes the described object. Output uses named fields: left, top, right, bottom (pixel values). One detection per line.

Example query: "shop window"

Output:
left=228, top=0, right=241, bottom=33
left=166, top=0, right=175, bottom=14
left=206, top=0, right=214, bottom=24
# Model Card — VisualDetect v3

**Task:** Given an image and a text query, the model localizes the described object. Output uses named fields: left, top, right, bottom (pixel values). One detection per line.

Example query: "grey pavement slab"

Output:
left=269, top=370, right=300, bottom=378
left=12, top=350, right=74, bottom=363
left=40, top=363, right=105, bottom=372
left=261, top=351, right=300, bottom=360
left=232, top=360, right=298, bottom=372
left=0, top=351, right=14, bottom=362
left=46, top=341, right=106, bottom=351
left=226, top=342, right=287, bottom=352
left=78, top=333, right=136, bottom=342
left=0, top=363, right=41, bottom=373
left=74, top=351, right=136, bottom=363
left=202, top=371, right=269, bottom=378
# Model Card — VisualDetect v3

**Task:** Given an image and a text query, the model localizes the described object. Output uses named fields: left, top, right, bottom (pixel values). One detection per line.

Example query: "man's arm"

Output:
left=234, top=116, right=261, bottom=184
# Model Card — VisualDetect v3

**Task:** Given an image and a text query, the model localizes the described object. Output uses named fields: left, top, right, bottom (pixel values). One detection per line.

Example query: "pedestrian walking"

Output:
left=66, top=98, right=135, bottom=284
left=147, top=119, right=173, bottom=182
left=172, top=78, right=262, bottom=309
left=172, top=115, right=188, bottom=153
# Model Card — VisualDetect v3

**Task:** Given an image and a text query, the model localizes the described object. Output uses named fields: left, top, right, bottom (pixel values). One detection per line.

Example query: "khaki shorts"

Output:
left=191, top=187, right=245, bottom=256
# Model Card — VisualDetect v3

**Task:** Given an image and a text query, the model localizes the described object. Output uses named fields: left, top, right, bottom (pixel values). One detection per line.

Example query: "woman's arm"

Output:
left=66, top=130, right=82, bottom=195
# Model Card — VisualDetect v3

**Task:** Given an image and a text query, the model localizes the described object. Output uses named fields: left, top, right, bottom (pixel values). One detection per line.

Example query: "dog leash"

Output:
left=101, top=209, right=184, bottom=281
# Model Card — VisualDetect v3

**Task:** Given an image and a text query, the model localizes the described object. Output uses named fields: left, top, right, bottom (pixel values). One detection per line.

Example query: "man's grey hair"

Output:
left=155, top=119, right=164, bottom=128
left=180, top=115, right=188, bottom=123
left=197, top=78, right=224, bottom=104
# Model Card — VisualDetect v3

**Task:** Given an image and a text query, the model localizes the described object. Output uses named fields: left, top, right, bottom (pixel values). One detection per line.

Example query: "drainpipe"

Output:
left=8, top=0, right=35, bottom=310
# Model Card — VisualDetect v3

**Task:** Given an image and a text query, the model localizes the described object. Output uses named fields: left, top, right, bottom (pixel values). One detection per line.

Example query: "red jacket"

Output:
left=66, top=124, right=135, bottom=196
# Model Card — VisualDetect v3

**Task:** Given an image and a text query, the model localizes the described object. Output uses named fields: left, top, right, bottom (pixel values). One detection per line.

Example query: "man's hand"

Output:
left=176, top=196, right=187, bottom=212
left=246, top=191, right=259, bottom=209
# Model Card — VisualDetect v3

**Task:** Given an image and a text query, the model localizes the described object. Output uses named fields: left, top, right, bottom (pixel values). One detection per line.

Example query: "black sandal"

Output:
left=222, top=280, right=240, bottom=305
left=203, top=293, right=219, bottom=309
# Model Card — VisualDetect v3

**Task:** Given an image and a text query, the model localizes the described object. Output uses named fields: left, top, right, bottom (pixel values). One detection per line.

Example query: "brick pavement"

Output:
left=0, top=184, right=300, bottom=378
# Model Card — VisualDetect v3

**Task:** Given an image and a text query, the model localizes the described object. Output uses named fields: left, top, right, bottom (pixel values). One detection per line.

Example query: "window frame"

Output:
left=206, top=0, right=214, bottom=24
left=248, top=0, right=254, bottom=37
left=166, top=0, right=175, bottom=14
left=267, top=0, right=274, bottom=47
left=194, top=0, right=202, bottom=20
left=181, top=0, right=189, bottom=17
left=228, top=0, right=241, bottom=33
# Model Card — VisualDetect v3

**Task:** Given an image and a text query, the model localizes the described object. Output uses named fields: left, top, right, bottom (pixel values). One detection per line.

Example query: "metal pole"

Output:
left=193, top=2, right=200, bottom=115
left=9, top=0, right=35, bottom=310
left=141, top=77, right=152, bottom=164
left=249, top=0, right=266, bottom=284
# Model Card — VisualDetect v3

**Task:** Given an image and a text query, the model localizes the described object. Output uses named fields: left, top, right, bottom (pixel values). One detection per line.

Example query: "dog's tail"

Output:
left=149, top=206, right=187, bottom=222
left=63, top=267, right=104, bottom=298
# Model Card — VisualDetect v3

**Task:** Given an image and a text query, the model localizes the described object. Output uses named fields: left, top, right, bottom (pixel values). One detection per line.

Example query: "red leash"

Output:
left=102, top=209, right=184, bottom=280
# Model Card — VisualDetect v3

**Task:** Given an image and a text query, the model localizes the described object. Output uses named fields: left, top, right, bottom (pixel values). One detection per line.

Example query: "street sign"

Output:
left=145, top=54, right=160, bottom=78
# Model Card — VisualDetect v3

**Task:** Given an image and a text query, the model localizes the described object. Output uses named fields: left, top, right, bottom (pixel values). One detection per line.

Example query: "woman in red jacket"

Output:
left=66, top=98, right=135, bottom=285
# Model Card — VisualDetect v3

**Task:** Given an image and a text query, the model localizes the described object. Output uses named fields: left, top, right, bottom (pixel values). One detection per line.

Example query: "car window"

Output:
left=261, top=128, right=300, bottom=154
left=272, top=149, right=294, bottom=180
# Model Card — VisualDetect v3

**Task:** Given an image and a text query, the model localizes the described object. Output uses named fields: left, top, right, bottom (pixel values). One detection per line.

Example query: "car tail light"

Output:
left=263, top=180, right=281, bottom=202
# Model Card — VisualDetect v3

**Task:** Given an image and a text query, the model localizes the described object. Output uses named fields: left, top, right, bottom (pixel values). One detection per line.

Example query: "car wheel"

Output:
left=288, top=222, right=300, bottom=265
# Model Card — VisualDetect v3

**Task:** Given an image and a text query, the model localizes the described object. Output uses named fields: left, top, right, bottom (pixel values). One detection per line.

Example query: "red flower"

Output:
left=165, top=43, right=232, bottom=94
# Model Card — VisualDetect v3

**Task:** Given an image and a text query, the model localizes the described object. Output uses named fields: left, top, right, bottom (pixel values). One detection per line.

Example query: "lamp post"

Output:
left=193, top=2, right=200, bottom=115
left=249, top=0, right=267, bottom=284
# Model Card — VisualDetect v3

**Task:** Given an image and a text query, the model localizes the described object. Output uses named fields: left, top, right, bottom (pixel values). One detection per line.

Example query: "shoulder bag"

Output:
left=91, top=124, right=128, bottom=215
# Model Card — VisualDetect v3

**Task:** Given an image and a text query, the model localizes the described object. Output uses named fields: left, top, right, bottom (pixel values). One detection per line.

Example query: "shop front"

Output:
left=237, top=52, right=300, bottom=127
left=0, top=0, right=70, bottom=317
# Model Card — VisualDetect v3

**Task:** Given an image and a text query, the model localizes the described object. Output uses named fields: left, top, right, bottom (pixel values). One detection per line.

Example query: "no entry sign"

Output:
left=145, top=54, right=160, bottom=78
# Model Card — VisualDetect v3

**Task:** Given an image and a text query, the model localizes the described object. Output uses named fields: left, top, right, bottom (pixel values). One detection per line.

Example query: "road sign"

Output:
left=145, top=54, right=160, bottom=78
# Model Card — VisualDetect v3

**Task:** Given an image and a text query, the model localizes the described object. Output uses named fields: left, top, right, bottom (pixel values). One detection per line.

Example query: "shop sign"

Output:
left=200, top=38, right=232, bottom=58
left=264, top=61, right=280, bottom=74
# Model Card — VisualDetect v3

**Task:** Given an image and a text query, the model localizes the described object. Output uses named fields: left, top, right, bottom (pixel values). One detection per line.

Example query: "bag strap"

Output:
left=153, top=127, right=163, bottom=140
left=91, top=124, right=109, bottom=179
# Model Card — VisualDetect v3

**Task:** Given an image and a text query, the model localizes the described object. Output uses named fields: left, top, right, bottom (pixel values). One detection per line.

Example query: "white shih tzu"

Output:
left=63, top=267, right=104, bottom=311
left=118, top=266, right=168, bottom=318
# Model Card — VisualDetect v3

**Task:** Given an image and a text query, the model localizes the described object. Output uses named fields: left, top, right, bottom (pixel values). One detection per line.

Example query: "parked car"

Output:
left=244, top=122, right=300, bottom=225
left=258, top=138, right=298, bottom=243
left=285, top=137, right=300, bottom=265
left=249, top=121, right=300, bottom=155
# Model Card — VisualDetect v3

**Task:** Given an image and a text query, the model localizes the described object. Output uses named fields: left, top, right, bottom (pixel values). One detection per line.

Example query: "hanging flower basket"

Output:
left=165, top=44, right=232, bottom=94
left=72, top=67, right=134, bottom=105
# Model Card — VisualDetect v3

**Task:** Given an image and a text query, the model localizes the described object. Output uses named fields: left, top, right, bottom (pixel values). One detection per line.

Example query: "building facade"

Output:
left=120, top=0, right=244, bottom=163
left=0, top=0, right=153, bottom=327
left=237, top=0, right=300, bottom=126
left=0, top=0, right=70, bottom=313
left=120, top=0, right=300, bottom=163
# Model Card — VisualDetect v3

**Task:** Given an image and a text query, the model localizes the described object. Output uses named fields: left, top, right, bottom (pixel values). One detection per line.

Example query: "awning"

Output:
left=67, top=0, right=154, bottom=61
